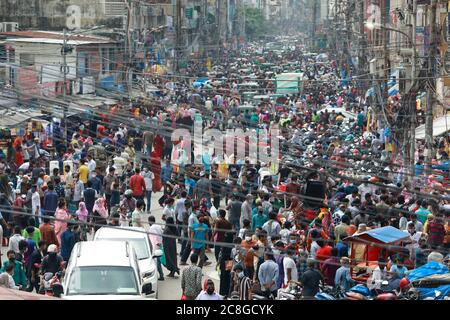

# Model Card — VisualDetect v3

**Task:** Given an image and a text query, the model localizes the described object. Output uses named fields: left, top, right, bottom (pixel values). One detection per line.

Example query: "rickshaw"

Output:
left=343, top=226, right=410, bottom=283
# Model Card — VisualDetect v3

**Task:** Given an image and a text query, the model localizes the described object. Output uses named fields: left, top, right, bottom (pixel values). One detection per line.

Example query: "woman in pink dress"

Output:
left=75, top=202, right=89, bottom=241
left=92, top=197, right=108, bottom=232
left=55, top=199, right=69, bottom=246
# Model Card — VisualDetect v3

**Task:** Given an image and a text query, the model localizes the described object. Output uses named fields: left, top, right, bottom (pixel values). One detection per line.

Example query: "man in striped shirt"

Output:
left=234, top=264, right=252, bottom=300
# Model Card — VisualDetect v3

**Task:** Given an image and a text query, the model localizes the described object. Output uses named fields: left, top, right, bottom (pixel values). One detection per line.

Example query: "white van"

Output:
left=63, top=241, right=154, bottom=300
left=93, top=226, right=161, bottom=298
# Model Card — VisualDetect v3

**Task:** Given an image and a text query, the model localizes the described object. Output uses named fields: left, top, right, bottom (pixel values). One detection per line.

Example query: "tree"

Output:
left=244, top=6, right=269, bottom=40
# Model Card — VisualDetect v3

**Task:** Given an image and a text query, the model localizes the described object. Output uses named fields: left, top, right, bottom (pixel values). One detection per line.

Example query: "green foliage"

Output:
left=244, top=6, right=269, bottom=40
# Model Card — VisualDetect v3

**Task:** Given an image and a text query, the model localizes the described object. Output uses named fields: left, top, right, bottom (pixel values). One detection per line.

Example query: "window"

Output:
left=77, top=52, right=89, bottom=76
left=20, top=53, right=35, bottom=67
left=98, top=238, right=151, bottom=259
left=67, top=266, right=139, bottom=296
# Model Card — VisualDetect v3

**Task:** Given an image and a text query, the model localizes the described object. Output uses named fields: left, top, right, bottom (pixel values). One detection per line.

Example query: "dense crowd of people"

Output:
left=0, top=37, right=448, bottom=300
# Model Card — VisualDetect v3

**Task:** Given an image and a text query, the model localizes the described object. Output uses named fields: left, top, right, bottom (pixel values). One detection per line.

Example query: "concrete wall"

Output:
left=0, top=0, right=124, bottom=30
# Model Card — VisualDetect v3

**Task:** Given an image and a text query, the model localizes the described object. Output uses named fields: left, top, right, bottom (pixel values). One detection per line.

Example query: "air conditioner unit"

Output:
left=0, top=22, right=19, bottom=32
left=398, top=48, right=413, bottom=56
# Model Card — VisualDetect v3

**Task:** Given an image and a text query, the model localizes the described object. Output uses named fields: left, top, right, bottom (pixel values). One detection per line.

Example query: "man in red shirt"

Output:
left=428, top=215, right=445, bottom=249
left=129, top=167, right=146, bottom=200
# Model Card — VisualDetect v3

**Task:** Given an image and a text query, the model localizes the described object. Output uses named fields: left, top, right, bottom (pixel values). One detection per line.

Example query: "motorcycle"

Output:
left=277, top=284, right=302, bottom=300
left=41, top=271, right=63, bottom=297
left=315, top=284, right=346, bottom=300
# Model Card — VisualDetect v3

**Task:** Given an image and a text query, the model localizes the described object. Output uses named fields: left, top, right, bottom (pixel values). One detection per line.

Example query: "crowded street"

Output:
left=0, top=0, right=449, bottom=302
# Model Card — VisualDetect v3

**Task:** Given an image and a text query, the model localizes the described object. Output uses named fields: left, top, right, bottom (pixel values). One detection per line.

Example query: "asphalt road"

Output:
left=0, top=190, right=221, bottom=300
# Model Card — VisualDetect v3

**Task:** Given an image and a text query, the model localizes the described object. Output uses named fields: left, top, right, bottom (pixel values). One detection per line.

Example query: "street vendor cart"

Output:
left=344, top=226, right=410, bottom=283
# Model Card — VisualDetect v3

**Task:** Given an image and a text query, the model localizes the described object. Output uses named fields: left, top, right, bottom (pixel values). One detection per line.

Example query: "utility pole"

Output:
left=312, top=0, right=317, bottom=49
left=425, top=0, right=437, bottom=175
left=175, top=0, right=182, bottom=73
left=409, top=0, right=418, bottom=178
left=62, top=28, right=68, bottom=148
left=357, top=0, right=365, bottom=94
left=381, top=2, right=389, bottom=130
left=125, top=0, right=133, bottom=97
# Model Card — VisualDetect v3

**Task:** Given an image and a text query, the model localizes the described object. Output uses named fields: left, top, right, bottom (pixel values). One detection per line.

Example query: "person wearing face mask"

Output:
left=404, top=222, right=423, bottom=262
left=233, top=264, right=252, bottom=300
left=180, top=201, right=198, bottom=265
left=258, top=250, right=279, bottom=298
left=0, top=250, right=27, bottom=290
left=240, top=231, right=257, bottom=280
left=120, top=189, right=136, bottom=216
left=141, top=166, right=155, bottom=212
left=195, top=279, right=222, bottom=300
left=39, top=244, right=64, bottom=293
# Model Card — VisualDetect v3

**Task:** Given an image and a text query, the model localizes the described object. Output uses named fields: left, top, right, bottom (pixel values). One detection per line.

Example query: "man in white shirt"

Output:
left=141, top=167, right=155, bottom=212
left=0, top=264, right=19, bottom=289
left=87, top=155, right=96, bottom=179
left=404, top=222, right=423, bottom=261
left=283, top=247, right=299, bottom=287
left=175, top=191, right=187, bottom=234
left=240, top=194, right=253, bottom=229
left=31, top=185, right=41, bottom=224
left=195, top=279, right=222, bottom=300
left=358, top=179, right=373, bottom=199
left=8, top=226, right=25, bottom=254
left=148, top=215, right=164, bottom=281
left=162, top=198, right=176, bottom=221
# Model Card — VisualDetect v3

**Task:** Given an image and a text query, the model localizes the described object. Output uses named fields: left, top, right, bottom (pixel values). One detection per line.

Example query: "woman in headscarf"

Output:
left=162, top=216, right=180, bottom=278
left=76, top=202, right=89, bottom=241
left=92, top=197, right=108, bottom=232
left=55, top=198, right=69, bottom=246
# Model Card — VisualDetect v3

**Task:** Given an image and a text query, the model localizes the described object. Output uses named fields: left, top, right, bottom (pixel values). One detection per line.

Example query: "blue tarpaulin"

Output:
left=363, top=226, right=409, bottom=243
left=193, top=77, right=209, bottom=88
left=417, top=285, right=450, bottom=300
left=407, top=261, right=449, bottom=282
left=344, top=226, right=409, bottom=244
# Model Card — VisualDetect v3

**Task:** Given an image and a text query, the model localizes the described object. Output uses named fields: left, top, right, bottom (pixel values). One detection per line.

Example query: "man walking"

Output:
left=181, top=254, right=203, bottom=300
left=190, top=217, right=211, bottom=268
left=148, top=215, right=164, bottom=281
left=129, top=168, right=146, bottom=201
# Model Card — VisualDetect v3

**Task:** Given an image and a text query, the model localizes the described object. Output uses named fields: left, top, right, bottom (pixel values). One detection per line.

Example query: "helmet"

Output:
left=125, top=189, right=133, bottom=197
left=47, top=244, right=58, bottom=253
left=400, top=278, right=410, bottom=289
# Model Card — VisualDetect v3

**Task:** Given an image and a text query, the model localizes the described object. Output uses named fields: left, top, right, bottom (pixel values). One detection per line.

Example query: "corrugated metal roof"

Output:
left=5, top=38, right=113, bottom=46
left=1, top=31, right=115, bottom=43
left=0, top=108, right=43, bottom=128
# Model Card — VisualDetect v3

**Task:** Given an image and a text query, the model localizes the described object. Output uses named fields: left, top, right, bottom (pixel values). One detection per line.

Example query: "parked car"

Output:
left=63, top=241, right=154, bottom=300
left=93, top=226, right=161, bottom=298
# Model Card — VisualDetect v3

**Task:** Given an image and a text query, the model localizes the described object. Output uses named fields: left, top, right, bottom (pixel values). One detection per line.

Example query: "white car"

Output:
left=63, top=241, right=154, bottom=300
left=93, top=226, right=161, bottom=298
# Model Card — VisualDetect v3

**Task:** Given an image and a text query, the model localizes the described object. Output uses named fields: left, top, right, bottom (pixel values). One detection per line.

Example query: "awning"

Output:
left=0, top=108, right=43, bottom=128
left=343, top=226, right=409, bottom=244
left=415, top=115, right=450, bottom=139
left=365, top=70, right=399, bottom=98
